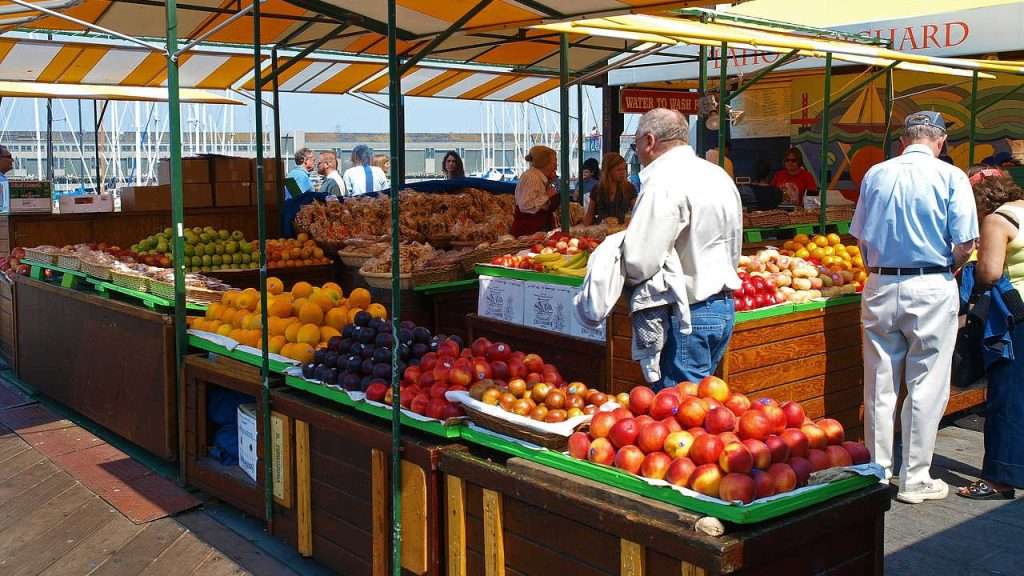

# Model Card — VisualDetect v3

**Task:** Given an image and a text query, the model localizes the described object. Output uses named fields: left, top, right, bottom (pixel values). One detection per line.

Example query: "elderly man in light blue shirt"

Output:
left=851, top=111, right=978, bottom=505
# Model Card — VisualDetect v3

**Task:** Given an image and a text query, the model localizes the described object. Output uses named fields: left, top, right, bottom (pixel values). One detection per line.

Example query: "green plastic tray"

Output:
left=24, top=258, right=87, bottom=288
left=459, top=426, right=877, bottom=524
left=188, top=334, right=293, bottom=374
left=284, top=375, right=464, bottom=439
left=474, top=264, right=583, bottom=287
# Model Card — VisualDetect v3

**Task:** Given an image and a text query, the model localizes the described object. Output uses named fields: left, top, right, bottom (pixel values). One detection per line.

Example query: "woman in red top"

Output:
left=510, top=146, right=559, bottom=236
left=772, top=147, right=818, bottom=207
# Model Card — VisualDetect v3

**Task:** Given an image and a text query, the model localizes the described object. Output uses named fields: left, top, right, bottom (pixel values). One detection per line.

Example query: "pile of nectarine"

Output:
left=568, top=377, right=871, bottom=504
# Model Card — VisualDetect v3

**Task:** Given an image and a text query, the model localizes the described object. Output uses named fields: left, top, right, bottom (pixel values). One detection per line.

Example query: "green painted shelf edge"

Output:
left=459, top=426, right=877, bottom=524
left=736, top=294, right=861, bottom=324
left=474, top=264, right=583, bottom=287
left=743, top=220, right=852, bottom=234
left=414, top=278, right=479, bottom=295
left=187, top=335, right=292, bottom=373
left=283, top=375, right=463, bottom=439
left=23, top=258, right=87, bottom=279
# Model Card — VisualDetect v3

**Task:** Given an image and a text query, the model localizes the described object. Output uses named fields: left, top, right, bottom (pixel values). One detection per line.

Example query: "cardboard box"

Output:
left=237, top=403, right=258, bottom=483
left=523, top=281, right=575, bottom=334
left=214, top=181, right=252, bottom=207
left=59, top=194, right=113, bottom=214
left=8, top=180, right=53, bottom=213
left=477, top=275, right=524, bottom=325
left=119, top=183, right=213, bottom=211
left=157, top=157, right=211, bottom=184
left=210, top=156, right=254, bottom=183
left=255, top=158, right=285, bottom=183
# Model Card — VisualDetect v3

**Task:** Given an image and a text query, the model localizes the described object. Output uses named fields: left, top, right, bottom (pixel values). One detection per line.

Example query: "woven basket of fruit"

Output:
left=459, top=402, right=577, bottom=450
left=747, top=210, right=791, bottom=228
left=826, top=206, right=855, bottom=222
left=788, top=209, right=820, bottom=225
left=411, top=263, right=463, bottom=287
left=24, top=247, right=58, bottom=265
left=464, top=238, right=535, bottom=272
left=110, top=270, right=149, bottom=292
left=80, top=259, right=112, bottom=281
left=360, top=269, right=414, bottom=290
left=337, top=249, right=376, bottom=269
left=56, top=253, right=81, bottom=271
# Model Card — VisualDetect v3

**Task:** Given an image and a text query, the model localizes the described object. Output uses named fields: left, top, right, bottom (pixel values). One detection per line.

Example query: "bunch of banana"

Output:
left=532, top=252, right=565, bottom=272
left=550, top=251, right=589, bottom=277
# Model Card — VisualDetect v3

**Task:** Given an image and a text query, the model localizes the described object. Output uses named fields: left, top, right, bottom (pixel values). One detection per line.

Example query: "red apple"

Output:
left=780, top=428, right=810, bottom=459
left=704, top=407, right=737, bottom=434
left=761, top=405, right=787, bottom=434
left=719, top=442, right=754, bottom=474
left=449, top=367, right=472, bottom=387
left=701, top=398, right=724, bottom=413
left=718, top=431, right=741, bottom=446
left=612, top=407, right=634, bottom=421
left=523, top=353, right=544, bottom=373
left=639, top=451, right=673, bottom=480
left=842, top=441, right=871, bottom=465
left=637, top=421, right=671, bottom=454
left=429, top=382, right=448, bottom=399
left=526, top=373, right=543, bottom=386
left=751, top=469, right=775, bottom=499
left=587, top=437, right=615, bottom=465
left=472, top=361, right=493, bottom=381
left=633, top=415, right=655, bottom=429
left=663, top=430, right=696, bottom=459
left=403, top=366, right=421, bottom=386
left=609, top=418, right=640, bottom=449
left=442, top=403, right=464, bottom=419
left=689, top=434, right=725, bottom=466
left=615, top=392, right=630, bottom=407
left=767, top=462, right=797, bottom=494
left=764, top=435, right=790, bottom=464
left=629, top=386, right=656, bottom=416
left=411, top=393, right=430, bottom=415
left=801, top=424, right=829, bottom=450
left=817, top=418, right=845, bottom=445
left=738, top=410, right=771, bottom=441
left=688, top=426, right=708, bottom=437
left=676, top=397, right=707, bottom=428
left=419, top=371, right=436, bottom=389
left=697, top=376, right=730, bottom=402
left=678, top=381, right=699, bottom=397
left=649, top=391, right=681, bottom=420
left=485, top=342, right=512, bottom=362
left=660, top=387, right=683, bottom=402
left=507, top=360, right=527, bottom=379
left=661, top=417, right=682, bottom=433
left=825, top=445, right=853, bottom=468
left=719, top=473, right=756, bottom=504
left=780, top=400, right=806, bottom=428
left=614, top=445, right=645, bottom=474
left=807, top=448, right=830, bottom=472
left=590, top=412, right=618, bottom=438
left=665, top=457, right=697, bottom=487
left=742, top=439, right=772, bottom=470
left=568, top=432, right=590, bottom=460
left=470, top=337, right=491, bottom=358
left=427, top=398, right=448, bottom=419
left=751, top=397, right=780, bottom=410
left=788, top=456, right=813, bottom=486
left=690, top=464, right=723, bottom=497
left=724, top=393, right=751, bottom=417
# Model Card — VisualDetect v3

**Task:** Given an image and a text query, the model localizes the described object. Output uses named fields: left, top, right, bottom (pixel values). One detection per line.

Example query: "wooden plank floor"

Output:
left=0, top=424, right=305, bottom=576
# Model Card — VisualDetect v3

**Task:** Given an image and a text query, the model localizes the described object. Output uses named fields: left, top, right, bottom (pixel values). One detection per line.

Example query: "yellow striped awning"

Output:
left=0, top=80, right=243, bottom=104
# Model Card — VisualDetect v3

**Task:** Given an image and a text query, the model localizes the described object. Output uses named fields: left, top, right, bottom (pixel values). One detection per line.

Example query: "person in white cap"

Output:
left=851, top=111, right=979, bottom=504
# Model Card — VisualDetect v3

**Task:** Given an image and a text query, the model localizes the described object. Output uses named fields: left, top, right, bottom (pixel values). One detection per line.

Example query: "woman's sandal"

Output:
left=957, top=480, right=1015, bottom=500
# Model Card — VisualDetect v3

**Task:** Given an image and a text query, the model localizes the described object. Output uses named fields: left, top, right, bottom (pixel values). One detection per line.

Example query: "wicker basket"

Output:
left=24, top=248, right=56, bottom=265
left=788, top=209, right=820, bottom=225
left=360, top=269, right=414, bottom=290
left=110, top=270, right=149, bottom=292
left=746, top=210, right=791, bottom=228
left=425, top=234, right=455, bottom=250
left=450, top=240, right=487, bottom=250
left=80, top=260, right=112, bottom=281
left=461, top=238, right=535, bottom=273
left=826, top=206, right=855, bottom=222
left=150, top=280, right=224, bottom=305
left=337, top=249, right=376, bottom=269
left=56, top=253, right=81, bottom=271
left=412, top=263, right=464, bottom=286
left=460, top=403, right=577, bottom=450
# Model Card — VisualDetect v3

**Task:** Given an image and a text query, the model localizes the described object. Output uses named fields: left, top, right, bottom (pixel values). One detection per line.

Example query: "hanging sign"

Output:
left=619, top=88, right=700, bottom=114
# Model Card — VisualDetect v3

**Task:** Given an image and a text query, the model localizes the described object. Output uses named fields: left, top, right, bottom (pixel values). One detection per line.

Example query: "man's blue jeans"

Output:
left=657, top=294, right=735, bottom=390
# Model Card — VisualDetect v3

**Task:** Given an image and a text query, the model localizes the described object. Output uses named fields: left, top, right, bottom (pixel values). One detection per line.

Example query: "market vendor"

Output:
left=511, top=145, right=559, bottom=236
left=583, top=153, right=635, bottom=225
left=772, top=147, right=818, bottom=207
left=442, top=150, right=466, bottom=179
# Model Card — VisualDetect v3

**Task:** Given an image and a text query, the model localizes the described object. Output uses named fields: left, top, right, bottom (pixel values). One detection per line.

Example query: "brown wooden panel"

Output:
left=727, top=323, right=861, bottom=373
left=611, top=358, right=644, bottom=386
left=801, top=385, right=864, bottom=421
left=312, top=534, right=372, bottom=576
left=310, top=477, right=372, bottom=528
left=744, top=365, right=862, bottom=404
left=610, top=336, right=633, bottom=361
left=727, top=346, right=862, bottom=393
left=947, top=387, right=986, bottom=415
left=729, top=306, right=861, bottom=349
left=611, top=311, right=630, bottom=339
left=310, top=449, right=373, bottom=505
left=501, top=493, right=620, bottom=574
left=310, top=506, right=373, bottom=559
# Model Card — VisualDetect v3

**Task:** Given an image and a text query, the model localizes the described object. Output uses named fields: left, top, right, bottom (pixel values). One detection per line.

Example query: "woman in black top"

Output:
left=583, top=152, right=636, bottom=225
left=442, top=150, right=465, bottom=179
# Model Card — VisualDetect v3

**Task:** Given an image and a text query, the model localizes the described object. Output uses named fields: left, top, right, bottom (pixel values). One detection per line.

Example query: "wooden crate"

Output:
left=181, top=353, right=282, bottom=520
left=270, top=387, right=449, bottom=576
left=429, top=284, right=479, bottom=341
left=0, top=276, right=16, bottom=373
left=15, top=276, right=177, bottom=460
left=441, top=449, right=891, bottom=576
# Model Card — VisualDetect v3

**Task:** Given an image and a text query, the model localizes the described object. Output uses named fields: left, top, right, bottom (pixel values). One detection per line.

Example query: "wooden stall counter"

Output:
left=441, top=448, right=891, bottom=575
left=15, top=275, right=177, bottom=460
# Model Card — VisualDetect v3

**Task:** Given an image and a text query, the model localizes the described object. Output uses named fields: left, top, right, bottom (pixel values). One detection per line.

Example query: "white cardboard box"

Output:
left=523, top=281, right=575, bottom=334
left=237, top=403, right=258, bottom=483
left=477, top=275, right=524, bottom=325
left=59, top=194, right=113, bottom=214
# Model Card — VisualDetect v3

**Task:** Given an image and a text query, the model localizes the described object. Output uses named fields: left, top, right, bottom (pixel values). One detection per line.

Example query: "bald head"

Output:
left=635, top=108, right=688, bottom=167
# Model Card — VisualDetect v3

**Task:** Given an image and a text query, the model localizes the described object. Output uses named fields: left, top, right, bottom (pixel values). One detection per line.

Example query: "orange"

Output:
left=269, top=299, right=293, bottom=319
left=782, top=240, right=797, bottom=252
left=324, top=307, right=349, bottom=331
left=285, top=322, right=301, bottom=343
left=287, top=342, right=314, bottom=364
left=231, top=310, right=247, bottom=329
left=266, top=276, right=284, bottom=295
left=320, top=326, right=341, bottom=343
left=242, top=313, right=262, bottom=331
left=206, top=302, right=223, bottom=320
left=297, top=232, right=309, bottom=243
left=222, top=291, right=239, bottom=308
left=297, top=323, right=321, bottom=345
left=795, top=248, right=810, bottom=259
left=309, top=290, right=338, bottom=312
left=269, top=335, right=286, bottom=354
left=291, top=297, right=308, bottom=317
left=827, top=233, right=842, bottom=246
left=348, top=287, right=371, bottom=310
left=793, top=233, right=810, bottom=245
left=813, top=235, right=829, bottom=248
left=267, top=317, right=285, bottom=337
left=292, top=281, right=313, bottom=299
left=280, top=342, right=294, bottom=359
left=348, top=307, right=364, bottom=325
left=298, top=302, right=324, bottom=325
left=367, top=303, right=387, bottom=320
left=217, top=323, right=233, bottom=337
left=229, top=328, right=246, bottom=342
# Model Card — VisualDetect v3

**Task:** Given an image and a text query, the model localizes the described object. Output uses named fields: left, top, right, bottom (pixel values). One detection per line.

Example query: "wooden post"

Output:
left=681, top=562, right=707, bottom=576
left=620, top=539, right=645, bottom=576
left=400, top=460, right=428, bottom=575
left=372, top=448, right=389, bottom=576
left=482, top=488, right=505, bottom=576
left=295, top=419, right=312, bottom=556
left=446, top=475, right=467, bottom=576
left=271, top=411, right=292, bottom=508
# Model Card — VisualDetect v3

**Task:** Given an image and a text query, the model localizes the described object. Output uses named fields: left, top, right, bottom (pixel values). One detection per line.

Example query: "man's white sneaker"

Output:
left=896, top=479, right=949, bottom=504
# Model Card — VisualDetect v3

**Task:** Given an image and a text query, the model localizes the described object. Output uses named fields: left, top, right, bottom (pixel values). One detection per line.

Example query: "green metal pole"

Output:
left=272, top=48, right=284, bottom=230
left=697, top=45, right=707, bottom=155
left=387, top=2, right=403, bottom=574
left=969, top=71, right=979, bottom=167
left=828, top=63, right=896, bottom=109
left=251, top=0, right=273, bottom=529
left=819, top=53, right=833, bottom=234
left=559, top=33, right=571, bottom=232
left=165, top=0, right=187, bottom=483
left=577, top=83, right=584, bottom=197
left=883, top=66, right=894, bottom=159
left=718, top=42, right=727, bottom=168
